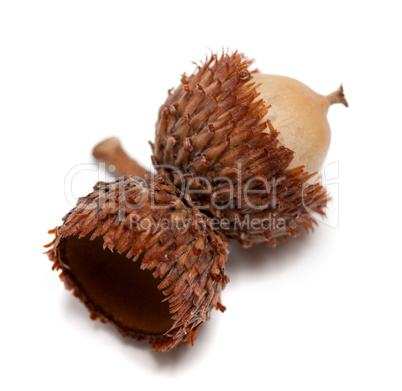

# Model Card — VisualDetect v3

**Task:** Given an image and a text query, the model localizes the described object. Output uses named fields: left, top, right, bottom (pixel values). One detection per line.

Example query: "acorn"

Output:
left=45, top=174, right=229, bottom=351
left=149, top=51, right=347, bottom=247
left=251, top=73, right=348, bottom=174
left=94, top=52, right=346, bottom=248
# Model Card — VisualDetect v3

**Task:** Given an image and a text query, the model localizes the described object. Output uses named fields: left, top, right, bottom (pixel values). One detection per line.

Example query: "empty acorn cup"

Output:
left=45, top=174, right=229, bottom=351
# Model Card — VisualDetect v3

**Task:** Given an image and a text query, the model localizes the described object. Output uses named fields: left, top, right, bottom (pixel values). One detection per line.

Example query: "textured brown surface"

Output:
left=151, top=52, right=328, bottom=247
left=47, top=175, right=229, bottom=351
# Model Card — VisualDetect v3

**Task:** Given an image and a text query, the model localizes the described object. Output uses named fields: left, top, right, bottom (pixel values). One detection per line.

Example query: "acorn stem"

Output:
left=325, top=84, right=349, bottom=107
left=93, top=137, right=150, bottom=178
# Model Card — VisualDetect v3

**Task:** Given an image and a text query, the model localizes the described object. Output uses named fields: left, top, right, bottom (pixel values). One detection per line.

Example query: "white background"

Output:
left=1, top=1, right=401, bottom=390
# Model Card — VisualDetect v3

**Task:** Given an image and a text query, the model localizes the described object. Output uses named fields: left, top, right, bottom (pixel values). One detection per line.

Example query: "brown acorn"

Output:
left=45, top=175, right=229, bottom=351
left=149, top=51, right=345, bottom=247
left=251, top=73, right=348, bottom=174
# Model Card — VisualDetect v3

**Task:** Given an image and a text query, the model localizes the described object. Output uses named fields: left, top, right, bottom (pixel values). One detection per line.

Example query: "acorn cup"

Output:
left=46, top=174, right=229, bottom=351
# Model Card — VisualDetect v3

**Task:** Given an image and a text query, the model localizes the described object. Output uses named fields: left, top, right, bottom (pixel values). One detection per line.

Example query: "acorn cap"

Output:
left=151, top=52, right=328, bottom=247
left=46, top=175, right=229, bottom=351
